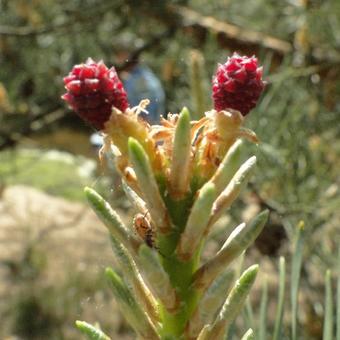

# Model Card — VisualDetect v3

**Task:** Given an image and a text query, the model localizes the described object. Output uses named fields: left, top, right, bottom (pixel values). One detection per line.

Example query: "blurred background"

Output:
left=0, top=0, right=339, bottom=339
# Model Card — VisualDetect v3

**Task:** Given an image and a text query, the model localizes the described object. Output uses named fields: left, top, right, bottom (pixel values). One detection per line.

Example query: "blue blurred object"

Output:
left=124, top=65, right=165, bottom=124
left=90, top=133, right=104, bottom=148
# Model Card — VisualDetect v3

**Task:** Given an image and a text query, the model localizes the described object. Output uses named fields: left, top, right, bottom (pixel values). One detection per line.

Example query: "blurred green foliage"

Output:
left=0, top=149, right=96, bottom=201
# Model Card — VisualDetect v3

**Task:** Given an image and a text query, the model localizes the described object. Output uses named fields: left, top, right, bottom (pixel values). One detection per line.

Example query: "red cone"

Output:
left=212, top=53, right=265, bottom=115
left=62, top=58, right=129, bottom=130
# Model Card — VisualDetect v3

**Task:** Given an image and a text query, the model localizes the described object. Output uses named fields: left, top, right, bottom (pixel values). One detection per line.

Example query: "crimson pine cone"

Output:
left=212, top=53, right=265, bottom=115
left=62, top=58, right=129, bottom=130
